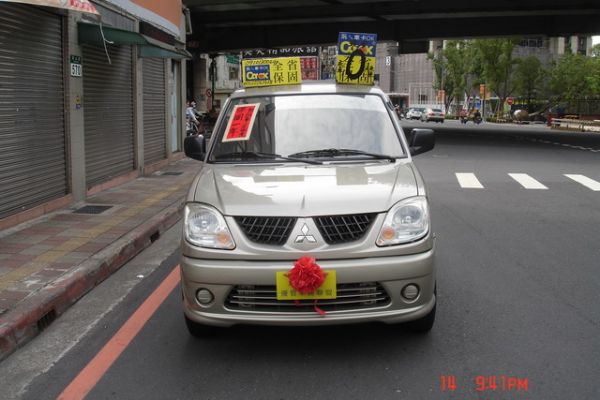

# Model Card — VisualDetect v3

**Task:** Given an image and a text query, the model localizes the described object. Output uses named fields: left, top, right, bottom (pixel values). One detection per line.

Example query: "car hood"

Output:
left=191, top=161, right=418, bottom=216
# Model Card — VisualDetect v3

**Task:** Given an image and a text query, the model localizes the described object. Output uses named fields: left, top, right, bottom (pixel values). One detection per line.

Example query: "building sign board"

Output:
left=300, top=56, right=319, bottom=80
left=242, top=46, right=319, bottom=59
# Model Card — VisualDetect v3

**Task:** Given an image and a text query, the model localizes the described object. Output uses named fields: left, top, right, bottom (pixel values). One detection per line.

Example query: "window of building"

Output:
left=229, top=66, right=239, bottom=80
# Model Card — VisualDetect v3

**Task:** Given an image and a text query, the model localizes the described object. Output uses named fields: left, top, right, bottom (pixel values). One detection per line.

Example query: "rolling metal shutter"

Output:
left=0, top=4, right=67, bottom=219
left=142, top=58, right=167, bottom=165
left=82, top=43, right=134, bottom=187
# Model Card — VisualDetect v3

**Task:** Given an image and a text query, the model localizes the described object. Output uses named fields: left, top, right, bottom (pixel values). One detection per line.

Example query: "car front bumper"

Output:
left=181, top=248, right=435, bottom=327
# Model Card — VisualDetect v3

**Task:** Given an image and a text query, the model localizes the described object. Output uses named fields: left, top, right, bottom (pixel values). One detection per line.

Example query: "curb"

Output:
left=0, top=199, right=185, bottom=362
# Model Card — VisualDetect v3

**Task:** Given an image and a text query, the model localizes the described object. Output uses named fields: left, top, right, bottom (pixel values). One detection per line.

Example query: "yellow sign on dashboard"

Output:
left=242, top=57, right=302, bottom=88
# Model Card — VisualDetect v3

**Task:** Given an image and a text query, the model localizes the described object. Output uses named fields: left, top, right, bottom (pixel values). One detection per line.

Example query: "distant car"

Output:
left=421, top=108, right=445, bottom=123
left=406, top=107, right=425, bottom=120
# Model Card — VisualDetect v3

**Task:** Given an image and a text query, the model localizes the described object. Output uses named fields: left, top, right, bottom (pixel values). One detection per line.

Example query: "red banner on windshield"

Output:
left=222, top=104, right=260, bottom=142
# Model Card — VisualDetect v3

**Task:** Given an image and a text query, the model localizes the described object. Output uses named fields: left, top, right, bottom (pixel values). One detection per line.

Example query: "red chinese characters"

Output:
left=223, top=104, right=260, bottom=142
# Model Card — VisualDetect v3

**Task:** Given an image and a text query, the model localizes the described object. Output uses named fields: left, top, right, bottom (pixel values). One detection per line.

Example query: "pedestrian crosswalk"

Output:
left=564, top=174, right=600, bottom=191
left=454, top=173, right=600, bottom=191
left=507, top=173, right=548, bottom=190
left=455, top=173, right=484, bottom=189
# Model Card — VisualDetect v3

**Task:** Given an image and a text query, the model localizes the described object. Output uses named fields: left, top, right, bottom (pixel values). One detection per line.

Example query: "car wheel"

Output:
left=405, top=302, right=436, bottom=333
left=185, top=314, right=224, bottom=338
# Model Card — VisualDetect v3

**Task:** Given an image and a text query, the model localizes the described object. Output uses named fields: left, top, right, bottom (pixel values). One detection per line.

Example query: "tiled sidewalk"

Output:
left=0, top=158, right=199, bottom=361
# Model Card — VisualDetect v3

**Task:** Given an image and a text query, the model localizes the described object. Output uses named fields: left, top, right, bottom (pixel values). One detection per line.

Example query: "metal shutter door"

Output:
left=82, top=44, right=134, bottom=187
left=142, top=58, right=166, bottom=165
left=0, top=4, right=67, bottom=219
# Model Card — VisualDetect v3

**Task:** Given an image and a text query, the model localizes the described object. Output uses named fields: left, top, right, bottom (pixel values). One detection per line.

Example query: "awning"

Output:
left=78, top=22, right=147, bottom=46
left=139, top=45, right=191, bottom=59
left=78, top=22, right=191, bottom=59
left=0, top=0, right=99, bottom=15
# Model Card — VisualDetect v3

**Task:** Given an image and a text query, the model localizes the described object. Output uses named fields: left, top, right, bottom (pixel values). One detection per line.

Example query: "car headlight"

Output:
left=184, top=203, right=235, bottom=250
left=376, top=196, right=429, bottom=246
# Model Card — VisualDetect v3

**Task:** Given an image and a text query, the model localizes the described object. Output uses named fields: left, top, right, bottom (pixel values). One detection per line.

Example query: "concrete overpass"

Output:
left=183, top=0, right=600, bottom=53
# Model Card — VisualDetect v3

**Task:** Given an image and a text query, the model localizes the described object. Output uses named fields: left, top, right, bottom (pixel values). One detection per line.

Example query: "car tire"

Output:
left=185, top=314, right=224, bottom=338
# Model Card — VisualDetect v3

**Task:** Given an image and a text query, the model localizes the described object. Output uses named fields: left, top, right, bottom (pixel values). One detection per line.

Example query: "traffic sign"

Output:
left=506, top=97, right=514, bottom=105
left=205, top=89, right=213, bottom=98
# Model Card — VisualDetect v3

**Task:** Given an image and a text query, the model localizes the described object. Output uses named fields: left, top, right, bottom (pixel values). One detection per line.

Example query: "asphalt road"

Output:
left=2, top=121, right=599, bottom=400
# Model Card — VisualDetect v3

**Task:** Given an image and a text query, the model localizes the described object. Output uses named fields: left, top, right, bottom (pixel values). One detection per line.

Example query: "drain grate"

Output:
left=37, top=309, right=57, bottom=332
left=158, top=171, right=183, bottom=176
left=73, top=205, right=113, bottom=214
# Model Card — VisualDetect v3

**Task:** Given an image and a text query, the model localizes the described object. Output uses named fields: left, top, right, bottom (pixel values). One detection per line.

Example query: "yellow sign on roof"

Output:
left=241, top=57, right=302, bottom=88
left=336, top=32, right=377, bottom=85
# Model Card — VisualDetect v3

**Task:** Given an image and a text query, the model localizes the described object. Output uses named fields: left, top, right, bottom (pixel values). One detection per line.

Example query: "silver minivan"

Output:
left=181, top=82, right=436, bottom=336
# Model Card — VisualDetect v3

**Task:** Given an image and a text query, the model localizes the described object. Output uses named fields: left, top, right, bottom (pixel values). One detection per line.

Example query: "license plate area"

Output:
left=276, top=270, right=337, bottom=300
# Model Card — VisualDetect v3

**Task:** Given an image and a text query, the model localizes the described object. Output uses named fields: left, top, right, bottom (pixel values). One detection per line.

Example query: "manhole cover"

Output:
left=73, top=205, right=113, bottom=214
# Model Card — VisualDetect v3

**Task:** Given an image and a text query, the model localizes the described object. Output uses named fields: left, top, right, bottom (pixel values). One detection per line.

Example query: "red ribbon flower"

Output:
left=288, top=256, right=325, bottom=294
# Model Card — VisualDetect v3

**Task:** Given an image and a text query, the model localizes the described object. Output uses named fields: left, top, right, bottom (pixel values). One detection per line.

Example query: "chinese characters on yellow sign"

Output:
left=241, top=57, right=302, bottom=88
left=336, top=32, right=377, bottom=85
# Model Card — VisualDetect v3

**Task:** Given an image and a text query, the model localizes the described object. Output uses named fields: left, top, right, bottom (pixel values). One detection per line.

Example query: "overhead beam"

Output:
left=188, top=14, right=600, bottom=52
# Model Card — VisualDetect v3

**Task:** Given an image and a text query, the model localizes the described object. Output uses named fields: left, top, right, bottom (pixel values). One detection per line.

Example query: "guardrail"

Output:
left=550, top=118, right=600, bottom=133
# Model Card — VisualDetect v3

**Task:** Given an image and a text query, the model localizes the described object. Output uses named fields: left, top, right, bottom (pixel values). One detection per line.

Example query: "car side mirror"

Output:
left=184, top=135, right=206, bottom=161
left=409, top=128, right=435, bottom=156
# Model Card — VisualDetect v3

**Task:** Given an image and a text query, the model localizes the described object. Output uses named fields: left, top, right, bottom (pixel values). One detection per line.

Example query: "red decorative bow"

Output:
left=288, top=256, right=327, bottom=316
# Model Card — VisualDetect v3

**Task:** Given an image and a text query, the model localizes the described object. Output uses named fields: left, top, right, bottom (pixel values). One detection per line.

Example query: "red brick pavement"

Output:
left=0, top=158, right=198, bottom=361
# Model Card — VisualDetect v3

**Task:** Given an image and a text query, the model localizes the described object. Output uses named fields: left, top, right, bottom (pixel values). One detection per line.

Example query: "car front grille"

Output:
left=225, top=282, right=390, bottom=313
left=314, top=213, right=377, bottom=244
left=234, top=216, right=296, bottom=245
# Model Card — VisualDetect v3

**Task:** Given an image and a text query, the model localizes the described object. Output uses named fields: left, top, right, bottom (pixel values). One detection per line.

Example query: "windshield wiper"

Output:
left=288, top=148, right=396, bottom=162
left=213, top=151, right=323, bottom=165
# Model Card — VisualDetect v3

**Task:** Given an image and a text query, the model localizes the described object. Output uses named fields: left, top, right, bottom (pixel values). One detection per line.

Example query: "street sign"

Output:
left=507, top=97, right=514, bottom=105
left=205, top=88, right=213, bottom=98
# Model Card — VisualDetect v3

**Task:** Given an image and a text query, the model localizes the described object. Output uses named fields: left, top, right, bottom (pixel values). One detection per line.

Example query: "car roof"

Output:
left=230, top=81, right=386, bottom=99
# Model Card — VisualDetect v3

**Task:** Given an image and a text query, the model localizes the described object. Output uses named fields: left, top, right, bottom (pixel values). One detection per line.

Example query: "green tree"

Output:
left=549, top=53, right=600, bottom=103
left=472, top=38, right=518, bottom=116
left=429, top=40, right=473, bottom=113
left=513, top=56, right=545, bottom=111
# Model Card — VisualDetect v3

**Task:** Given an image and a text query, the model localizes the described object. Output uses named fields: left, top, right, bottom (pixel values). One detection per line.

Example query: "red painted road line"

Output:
left=58, top=266, right=181, bottom=400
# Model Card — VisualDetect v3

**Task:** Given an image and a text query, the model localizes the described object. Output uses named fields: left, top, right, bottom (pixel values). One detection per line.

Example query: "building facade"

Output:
left=0, top=0, right=189, bottom=229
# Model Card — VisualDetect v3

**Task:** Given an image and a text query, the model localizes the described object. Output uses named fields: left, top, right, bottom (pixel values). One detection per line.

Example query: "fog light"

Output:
left=196, top=288, right=214, bottom=304
left=401, top=284, right=420, bottom=300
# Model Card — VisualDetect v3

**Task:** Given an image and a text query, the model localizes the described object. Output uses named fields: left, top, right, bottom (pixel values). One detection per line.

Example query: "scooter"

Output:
left=473, top=115, right=483, bottom=124
left=460, top=115, right=468, bottom=124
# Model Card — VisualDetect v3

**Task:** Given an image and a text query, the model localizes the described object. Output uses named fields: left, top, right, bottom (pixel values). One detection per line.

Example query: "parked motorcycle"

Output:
left=460, top=115, right=468, bottom=124
left=473, top=115, right=483, bottom=124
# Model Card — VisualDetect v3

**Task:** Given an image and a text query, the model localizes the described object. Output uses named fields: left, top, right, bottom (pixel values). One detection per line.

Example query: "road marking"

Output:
left=456, top=173, right=484, bottom=189
left=57, top=265, right=181, bottom=400
left=564, top=174, right=600, bottom=191
left=508, top=173, right=548, bottom=190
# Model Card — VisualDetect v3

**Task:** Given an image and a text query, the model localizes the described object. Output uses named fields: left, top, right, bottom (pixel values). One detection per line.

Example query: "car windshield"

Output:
left=209, top=93, right=405, bottom=162
left=432, top=109, right=442, bottom=112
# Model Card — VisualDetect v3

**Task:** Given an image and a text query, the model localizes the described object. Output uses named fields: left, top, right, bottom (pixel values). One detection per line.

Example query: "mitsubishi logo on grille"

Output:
left=295, top=224, right=317, bottom=243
